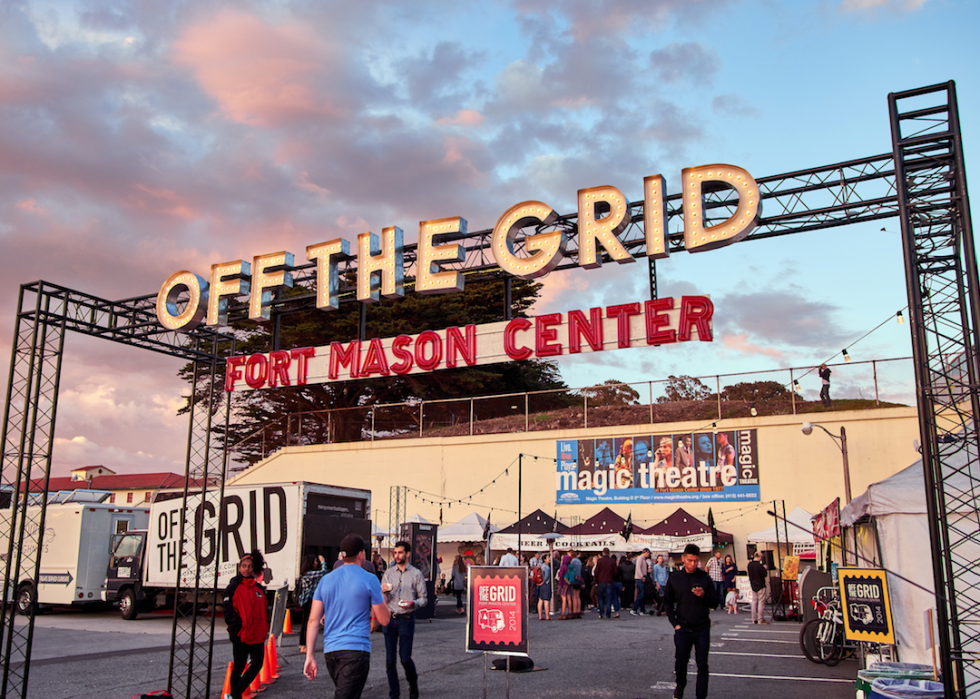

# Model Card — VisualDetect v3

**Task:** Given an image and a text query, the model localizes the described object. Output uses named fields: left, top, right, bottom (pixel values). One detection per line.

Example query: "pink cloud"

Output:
left=15, top=198, right=46, bottom=215
left=721, top=333, right=784, bottom=359
left=130, top=184, right=199, bottom=220
left=436, top=109, right=485, bottom=127
left=172, top=11, right=345, bottom=128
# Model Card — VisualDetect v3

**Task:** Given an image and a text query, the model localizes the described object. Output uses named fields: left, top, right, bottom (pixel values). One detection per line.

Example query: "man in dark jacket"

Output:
left=593, top=548, right=617, bottom=619
left=747, top=551, right=770, bottom=625
left=664, top=544, right=718, bottom=699
left=223, top=551, right=270, bottom=699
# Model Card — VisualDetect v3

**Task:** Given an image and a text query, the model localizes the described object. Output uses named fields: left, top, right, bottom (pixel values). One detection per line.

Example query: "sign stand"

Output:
left=466, top=566, right=528, bottom=698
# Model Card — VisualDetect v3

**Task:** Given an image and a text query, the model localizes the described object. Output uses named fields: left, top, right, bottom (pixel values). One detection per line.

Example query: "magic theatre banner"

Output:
left=556, top=430, right=761, bottom=504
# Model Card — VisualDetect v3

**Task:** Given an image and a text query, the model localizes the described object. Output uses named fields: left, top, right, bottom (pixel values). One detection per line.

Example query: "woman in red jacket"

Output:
left=222, top=551, right=269, bottom=699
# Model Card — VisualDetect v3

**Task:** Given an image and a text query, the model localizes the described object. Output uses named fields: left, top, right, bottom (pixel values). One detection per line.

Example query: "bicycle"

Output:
left=800, top=586, right=846, bottom=666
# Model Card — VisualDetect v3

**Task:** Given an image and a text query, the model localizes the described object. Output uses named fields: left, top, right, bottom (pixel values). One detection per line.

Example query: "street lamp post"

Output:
left=801, top=421, right=852, bottom=503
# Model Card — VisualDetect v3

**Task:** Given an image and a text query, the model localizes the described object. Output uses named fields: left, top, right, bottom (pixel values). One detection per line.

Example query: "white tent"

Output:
left=402, top=514, right=432, bottom=525
left=840, top=451, right=980, bottom=664
left=439, top=512, right=498, bottom=542
left=747, top=506, right=815, bottom=544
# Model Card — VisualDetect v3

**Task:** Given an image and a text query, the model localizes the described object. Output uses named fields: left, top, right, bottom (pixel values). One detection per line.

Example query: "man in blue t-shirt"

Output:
left=304, top=534, right=391, bottom=699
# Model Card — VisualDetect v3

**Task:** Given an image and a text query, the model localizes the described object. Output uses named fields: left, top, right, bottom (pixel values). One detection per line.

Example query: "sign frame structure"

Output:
left=838, top=567, right=896, bottom=645
left=465, top=566, right=529, bottom=657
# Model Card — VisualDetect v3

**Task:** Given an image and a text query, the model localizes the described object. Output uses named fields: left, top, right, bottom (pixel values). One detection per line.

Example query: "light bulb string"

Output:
left=689, top=306, right=909, bottom=435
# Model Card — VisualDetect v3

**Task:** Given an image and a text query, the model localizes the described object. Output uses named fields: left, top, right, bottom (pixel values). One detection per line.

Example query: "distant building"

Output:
left=26, top=467, right=200, bottom=505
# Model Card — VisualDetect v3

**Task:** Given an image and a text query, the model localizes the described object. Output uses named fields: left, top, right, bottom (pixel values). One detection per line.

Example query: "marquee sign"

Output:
left=556, top=429, right=760, bottom=504
left=156, top=164, right=759, bottom=332
left=224, top=295, right=712, bottom=391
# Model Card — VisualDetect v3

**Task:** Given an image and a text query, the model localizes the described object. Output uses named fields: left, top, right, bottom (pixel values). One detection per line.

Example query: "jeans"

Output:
left=454, top=589, right=464, bottom=610
left=597, top=583, right=613, bottom=618
left=713, top=580, right=725, bottom=605
left=820, top=384, right=832, bottom=407
left=324, top=650, right=371, bottom=699
left=383, top=615, right=418, bottom=699
left=230, top=639, right=265, bottom=699
left=612, top=582, right=622, bottom=613
left=633, top=579, right=646, bottom=613
left=674, top=626, right=710, bottom=699
left=751, top=588, right=767, bottom=622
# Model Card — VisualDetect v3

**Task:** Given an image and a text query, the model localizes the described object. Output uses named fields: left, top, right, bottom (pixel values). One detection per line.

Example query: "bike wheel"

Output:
left=814, top=618, right=841, bottom=664
left=800, top=618, right=823, bottom=664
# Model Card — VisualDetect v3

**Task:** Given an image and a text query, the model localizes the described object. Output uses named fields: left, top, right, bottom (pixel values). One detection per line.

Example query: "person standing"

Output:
left=451, top=555, right=467, bottom=615
left=705, top=551, right=725, bottom=607
left=498, top=548, right=519, bottom=566
left=819, top=363, right=833, bottom=408
left=593, top=548, right=617, bottom=619
left=722, top=555, right=738, bottom=614
left=664, top=544, right=719, bottom=699
left=631, top=549, right=651, bottom=616
left=537, top=552, right=552, bottom=620
left=381, top=541, right=428, bottom=699
left=651, top=554, right=669, bottom=616
left=568, top=549, right=583, bottom=618
left=223, top=551, right=269, bottom=699
left=747, top=551, right=770, bottom=625
left=619, top=553, right=635, bottom=611
left=297, top=554, right=328, bottom=653
left=304, top=534, right=391, bottom=699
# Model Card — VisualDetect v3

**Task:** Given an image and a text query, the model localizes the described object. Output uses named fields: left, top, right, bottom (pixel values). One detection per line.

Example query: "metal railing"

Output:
left=227, top=356, right=913, bottom=469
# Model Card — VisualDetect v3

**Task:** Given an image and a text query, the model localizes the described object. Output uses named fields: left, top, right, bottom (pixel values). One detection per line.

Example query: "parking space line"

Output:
left=719, top=637, right=797, bottom=644
left=714, top=672, right=852, bottom=683
left=712, top=650, right=808, bottom=659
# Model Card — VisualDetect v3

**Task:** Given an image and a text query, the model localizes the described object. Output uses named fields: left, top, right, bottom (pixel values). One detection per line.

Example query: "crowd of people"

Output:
left=222, top=538, right=768, bottom=699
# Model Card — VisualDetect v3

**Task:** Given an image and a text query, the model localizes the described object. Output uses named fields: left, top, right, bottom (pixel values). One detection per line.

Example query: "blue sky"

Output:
left=0, top=0, right=976, bottom=474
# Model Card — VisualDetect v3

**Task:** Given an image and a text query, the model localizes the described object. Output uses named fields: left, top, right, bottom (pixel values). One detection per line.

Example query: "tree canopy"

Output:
left=579, top=380, right=641, bottom=406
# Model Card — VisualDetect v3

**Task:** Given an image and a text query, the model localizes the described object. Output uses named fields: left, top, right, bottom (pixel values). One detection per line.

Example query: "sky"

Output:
left=1, top=0, right=977, bottom=476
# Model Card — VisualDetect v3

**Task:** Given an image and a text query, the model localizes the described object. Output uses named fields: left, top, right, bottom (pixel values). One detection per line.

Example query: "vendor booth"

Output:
left=489, top=509, right=568, bottom=557
left=437, top=511, right=498, bottom=566
left=840, top=448, right=980, bottom=664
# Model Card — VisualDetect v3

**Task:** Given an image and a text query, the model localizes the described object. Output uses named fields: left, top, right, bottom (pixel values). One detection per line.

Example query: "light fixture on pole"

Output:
left=801, top=421, right=852, bottom=503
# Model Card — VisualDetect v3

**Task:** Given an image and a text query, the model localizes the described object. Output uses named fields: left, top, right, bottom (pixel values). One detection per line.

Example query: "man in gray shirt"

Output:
left=381, top=541, right=428, bottom=699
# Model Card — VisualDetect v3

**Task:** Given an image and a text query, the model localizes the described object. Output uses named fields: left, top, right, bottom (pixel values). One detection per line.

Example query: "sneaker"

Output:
left=760, top=619, right=771, bottom=625
left=629, top=610, right=638, bottom=616
left=673, top=685, right=684, bottom=699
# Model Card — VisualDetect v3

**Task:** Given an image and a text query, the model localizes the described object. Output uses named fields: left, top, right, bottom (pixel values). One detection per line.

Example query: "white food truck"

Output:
left=0, top=490, right=149, bottom=613
left=106, top=481, right=372, bottom=619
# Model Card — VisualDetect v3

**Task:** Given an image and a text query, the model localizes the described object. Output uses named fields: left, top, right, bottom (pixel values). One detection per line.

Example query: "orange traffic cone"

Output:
left=267, top=636, right=281, bottom=679
left=283, top=611, right=293, bottom=634
left=260, top=644, right=274, bottom=686
left=222, top=661, right=233, bottom=697
left=250, top=665, right=265, bottom=694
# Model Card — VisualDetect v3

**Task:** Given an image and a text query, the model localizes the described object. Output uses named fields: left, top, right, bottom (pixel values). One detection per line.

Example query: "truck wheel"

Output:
left=15, top=583, right=35, bottom=616
left=120, top=589, right=139, bottom=620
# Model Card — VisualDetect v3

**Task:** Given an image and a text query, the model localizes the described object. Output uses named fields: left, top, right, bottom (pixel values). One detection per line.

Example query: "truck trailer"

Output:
left=0, top=490, right=149, bottom=613
left=106, top=481, right=371, bottom=619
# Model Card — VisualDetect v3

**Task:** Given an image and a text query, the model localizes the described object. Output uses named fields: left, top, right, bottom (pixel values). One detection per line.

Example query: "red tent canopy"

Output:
left=638, top=507, right=734, bottom=544
left=563, top=507, right=629, bottom=536
left=495, top=509, right=570, bottom=535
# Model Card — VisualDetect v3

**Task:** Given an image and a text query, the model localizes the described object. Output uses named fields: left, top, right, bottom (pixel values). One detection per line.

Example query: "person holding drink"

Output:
left=381, top=541, right=427, bottom=699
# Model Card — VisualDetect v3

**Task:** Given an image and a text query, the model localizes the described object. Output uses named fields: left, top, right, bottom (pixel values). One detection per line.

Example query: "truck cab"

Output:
left=106, top=530, right=147, bottom=619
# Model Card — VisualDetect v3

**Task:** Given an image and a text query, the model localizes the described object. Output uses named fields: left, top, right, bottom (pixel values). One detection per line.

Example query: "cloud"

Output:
left=719, top=290, right=850, bottom=348
left=721, top=332, right=785, bottom=359
left=649, top=42, right=720, bottom=84
left=172, top=11, right=350, bottom=128
left=838, top=0, right=930, bottom=13
left=712, top=93, right=760, bottom=118
left=437, top=110, right=485, bottom=127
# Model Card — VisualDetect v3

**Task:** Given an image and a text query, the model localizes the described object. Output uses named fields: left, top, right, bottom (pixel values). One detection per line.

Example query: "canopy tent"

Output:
left=490, top=509, right=569, bottom=553
left=402, top=514, right=431, bottom=525
left=564, top=507, right=627, bottom=536
left=839, top=449, right=980, bottom=664
left=641, top=507, right=734, bottom=545
left=747, top=506, right=815, bottom=544
left=438, top=512, right=499, bottom=542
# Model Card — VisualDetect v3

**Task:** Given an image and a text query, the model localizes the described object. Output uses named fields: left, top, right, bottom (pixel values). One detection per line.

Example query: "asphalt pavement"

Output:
left=18, top=602, right=860, bottom=699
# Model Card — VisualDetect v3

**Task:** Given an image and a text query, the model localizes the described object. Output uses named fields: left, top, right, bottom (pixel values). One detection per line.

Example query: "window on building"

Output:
left=126, top=492, right=133, bottom=503
left=144, top=491, right=151, bottom=502
left=109, top=493, right=115, bottom=504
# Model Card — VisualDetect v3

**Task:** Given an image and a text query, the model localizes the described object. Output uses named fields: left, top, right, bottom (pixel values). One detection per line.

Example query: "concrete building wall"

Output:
left=229, top=405, right=922, bottom=560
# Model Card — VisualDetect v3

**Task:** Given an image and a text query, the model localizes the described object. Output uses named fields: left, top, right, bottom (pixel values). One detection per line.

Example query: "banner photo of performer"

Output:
left=556, top=430, right=761, bottom=504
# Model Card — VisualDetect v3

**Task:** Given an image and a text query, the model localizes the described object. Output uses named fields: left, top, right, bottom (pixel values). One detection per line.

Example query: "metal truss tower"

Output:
left=890, top=82, right=979, bottom=698
left=0, top=282, right=234, bottom=699
left=389, top=485, right=408, bottom=561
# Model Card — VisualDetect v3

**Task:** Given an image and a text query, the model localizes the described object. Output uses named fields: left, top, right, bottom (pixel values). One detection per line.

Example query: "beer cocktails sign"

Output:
left=156, top=164, right=760, bottom=389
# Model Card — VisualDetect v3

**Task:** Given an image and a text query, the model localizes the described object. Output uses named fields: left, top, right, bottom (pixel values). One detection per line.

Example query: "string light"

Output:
left=897, top=311, right=905, bottom=324
left=842, top=349, right=851, bottom=363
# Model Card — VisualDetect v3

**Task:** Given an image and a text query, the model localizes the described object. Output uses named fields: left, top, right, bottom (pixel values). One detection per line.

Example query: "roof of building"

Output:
left=25, top=472, right=196, bottom=493
left=70, top=465, right=114, bottom=473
